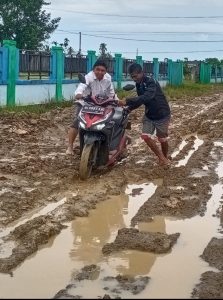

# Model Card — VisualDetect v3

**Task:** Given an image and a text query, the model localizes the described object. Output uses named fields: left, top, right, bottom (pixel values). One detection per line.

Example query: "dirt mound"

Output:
left=201, top=238, right=223, bottom=271
left=192, top=271, right=223, bottom=299
left=103, top=274, right=149, bottom=295
left=102, top=228, right=180, bottom=254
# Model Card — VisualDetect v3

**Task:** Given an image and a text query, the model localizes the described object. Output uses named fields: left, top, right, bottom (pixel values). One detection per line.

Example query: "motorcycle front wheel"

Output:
left=79, top=143, right=98, bottom=180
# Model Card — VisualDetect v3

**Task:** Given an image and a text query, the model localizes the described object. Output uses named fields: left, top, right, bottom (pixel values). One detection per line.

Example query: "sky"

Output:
left=45, top=0, right=223, bottom=61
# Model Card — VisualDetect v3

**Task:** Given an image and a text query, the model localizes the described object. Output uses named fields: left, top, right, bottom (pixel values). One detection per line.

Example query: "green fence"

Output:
left=168, top=60, right=183, bottom=86
left=200, top=63, right=211, bottom=84
left=3, top=39, right=222, bottom=107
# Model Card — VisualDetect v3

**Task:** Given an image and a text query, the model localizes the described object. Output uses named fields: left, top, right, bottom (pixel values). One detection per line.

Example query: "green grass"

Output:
left=117, top=81, right=223, bottom=101
left=164, top=81, right=223, bottom=100
left=116, top=89, right=135, bottom=99
left=0, top=100, right=73, bottom=115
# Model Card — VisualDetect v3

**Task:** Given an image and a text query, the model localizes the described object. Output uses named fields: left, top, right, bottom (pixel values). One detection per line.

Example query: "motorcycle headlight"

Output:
left=94, top=123, right=105, bottom=130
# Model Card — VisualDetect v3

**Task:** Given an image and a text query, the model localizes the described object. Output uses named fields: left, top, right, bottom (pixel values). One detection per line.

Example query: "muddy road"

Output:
left=0, top=93, right=222, bottom=298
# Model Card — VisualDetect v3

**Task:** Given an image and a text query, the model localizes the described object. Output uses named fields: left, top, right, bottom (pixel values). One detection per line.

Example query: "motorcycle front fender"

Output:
left=84, top=132, right=104, bottom=145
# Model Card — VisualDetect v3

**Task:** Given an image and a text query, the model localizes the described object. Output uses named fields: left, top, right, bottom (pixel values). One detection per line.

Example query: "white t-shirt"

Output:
left=75, top=71, right=117, bottom=99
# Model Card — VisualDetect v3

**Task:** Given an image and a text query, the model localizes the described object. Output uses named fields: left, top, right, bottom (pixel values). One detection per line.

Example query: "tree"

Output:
left=51, top=38, right=76, bottom=56
left=98, top=43, right=112, bottom=59
left=67, top=46, right=76, bottom=56
left=52, top=38, right=70, bottom=49
left=204, top=58, right=220, bottom=66
left=0, top=0, right=60, bottom=49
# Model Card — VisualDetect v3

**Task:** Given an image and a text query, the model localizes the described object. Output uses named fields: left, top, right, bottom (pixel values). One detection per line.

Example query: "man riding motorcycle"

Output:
left=66, top=60, right=122, bottom=155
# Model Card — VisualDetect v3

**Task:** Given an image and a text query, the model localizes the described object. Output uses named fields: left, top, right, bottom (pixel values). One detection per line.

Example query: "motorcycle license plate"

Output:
left=82, top=105, right=105, bottom=115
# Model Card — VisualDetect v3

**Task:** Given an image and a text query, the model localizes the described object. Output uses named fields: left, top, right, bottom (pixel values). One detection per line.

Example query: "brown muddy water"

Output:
left=0, top=159, right=222, bottom=299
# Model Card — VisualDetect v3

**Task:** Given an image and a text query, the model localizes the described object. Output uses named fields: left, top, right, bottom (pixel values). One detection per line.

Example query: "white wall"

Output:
left=159, top=80, right=168, bottom=88
left=0, top=85, right=7, bottom=106
left=16, top=83, right=78, bottom=105
left=16, top=84, right=56, bottom=105
left=113, top=81, right=134, bottom=89
left=211, top=78, right=223, bottom=83
left=0, top=79, right=169, bottom=107
left=62, top=83, right=79, bottom=100
left=114, top=80, right=168, bottom=89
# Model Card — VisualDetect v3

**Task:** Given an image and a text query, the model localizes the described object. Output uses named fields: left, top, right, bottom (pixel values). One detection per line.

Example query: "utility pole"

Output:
left=78, top=32, right=82, bottom=73
left=79, top=32, right=82, bottom=55
left=136, top=48, right=139, bottom=56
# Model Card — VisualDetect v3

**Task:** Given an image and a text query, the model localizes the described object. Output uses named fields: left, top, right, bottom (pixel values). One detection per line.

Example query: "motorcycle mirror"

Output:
left=78, top=73, right=86, bottom=84
left=123, top=84, right=135, bottom=91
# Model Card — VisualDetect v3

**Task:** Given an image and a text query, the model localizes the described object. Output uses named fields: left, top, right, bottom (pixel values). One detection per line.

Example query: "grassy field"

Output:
left=117, top=81, right=223, bottom=100
left=164, top=81, right=223, bottom=100
left=0, top=100, right=73, bottom=115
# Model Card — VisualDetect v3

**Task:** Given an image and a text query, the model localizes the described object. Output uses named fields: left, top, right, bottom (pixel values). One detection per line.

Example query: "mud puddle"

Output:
left=1, top=155, right=222, bottom=299
left=0, top=197, right=68, bottom=261
left=138, top=171, right=222, bottom=298
left=0, top=197, right=67, bottom=240
left=0, top=222, right=74, bottom=298
left=0, top=182, right=160, bottom=298
left=124, top=182, right=161, bottom=227
left=171, top=140, right=188, bottom=159
left=173, top=135, right=204, bottom=167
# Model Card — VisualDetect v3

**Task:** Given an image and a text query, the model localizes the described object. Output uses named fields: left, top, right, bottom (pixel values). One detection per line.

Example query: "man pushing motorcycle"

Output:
left=121, top=63, right=171, bottom=167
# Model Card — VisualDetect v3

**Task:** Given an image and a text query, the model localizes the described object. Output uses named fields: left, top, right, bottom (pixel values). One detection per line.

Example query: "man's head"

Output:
left=93, top=60, right=108, bottom=80
left=128, top=63, right=144, bottom=83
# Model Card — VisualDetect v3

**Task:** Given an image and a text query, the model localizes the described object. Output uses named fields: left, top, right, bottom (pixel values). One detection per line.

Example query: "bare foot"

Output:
left=159, top=158, right=171, bottom=167
left=66, top=146, right=74, bottom=155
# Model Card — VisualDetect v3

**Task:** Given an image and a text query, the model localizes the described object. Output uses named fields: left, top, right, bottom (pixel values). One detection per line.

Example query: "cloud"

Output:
left=47, top=0, right=223, bottom=60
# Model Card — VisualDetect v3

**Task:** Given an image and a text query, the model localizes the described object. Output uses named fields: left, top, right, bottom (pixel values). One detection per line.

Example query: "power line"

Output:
left=82, top=33, right=223, bottom=43
left=77, top=49, right=223, bottom=54
left=57, top=30, right=223, bottom=43
left=72, top=31, right=223, bottom=34
left=47, top=8, right=223, bottom=19
left=55, top=30, right=223, bottom=35
left=112, top=50, right=223, bottom=54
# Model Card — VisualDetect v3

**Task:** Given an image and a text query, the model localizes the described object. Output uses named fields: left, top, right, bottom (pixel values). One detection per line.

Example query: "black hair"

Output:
left=128, top=63, right=143, bottom=74
left=93, top=60, right=108, bottom=70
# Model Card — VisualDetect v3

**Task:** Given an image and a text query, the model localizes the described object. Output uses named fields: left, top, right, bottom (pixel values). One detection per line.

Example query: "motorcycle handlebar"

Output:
left=92, top=98, right=117, bottom=106
left=79, top=96, right=117, bottom=106
left=75, top=98, right=130, bottom=113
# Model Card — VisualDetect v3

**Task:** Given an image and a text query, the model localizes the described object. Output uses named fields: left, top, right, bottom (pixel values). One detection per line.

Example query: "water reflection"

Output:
left=69, top=183, right=166, bottom=277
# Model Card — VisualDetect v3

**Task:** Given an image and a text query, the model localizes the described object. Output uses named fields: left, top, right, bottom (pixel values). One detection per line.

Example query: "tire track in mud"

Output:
left=0, top=94, right=222, bottom=298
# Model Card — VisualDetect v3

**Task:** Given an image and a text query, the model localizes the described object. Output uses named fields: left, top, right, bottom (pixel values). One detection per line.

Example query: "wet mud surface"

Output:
left=54, top=264, right=149, bottom=299
left=201, top=238, right=223, bottom=271
left=102, top=228, right=180, bottom=254
left=192, top=238, right=223, bottom=299
left=192, top=271, right=223, bottom=299
left=0, top=93, right=223, bottom=298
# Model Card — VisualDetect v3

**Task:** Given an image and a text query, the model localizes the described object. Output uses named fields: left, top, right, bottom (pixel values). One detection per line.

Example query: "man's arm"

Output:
left=74, top=83, right=87, bottom=99
left=103, top=73, right=116, bottom=99
left=107, top=81, right=116, bottom=99
left=126, top=78, right=157, bottom=109
left=74, top=72, right=93, bottom=99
